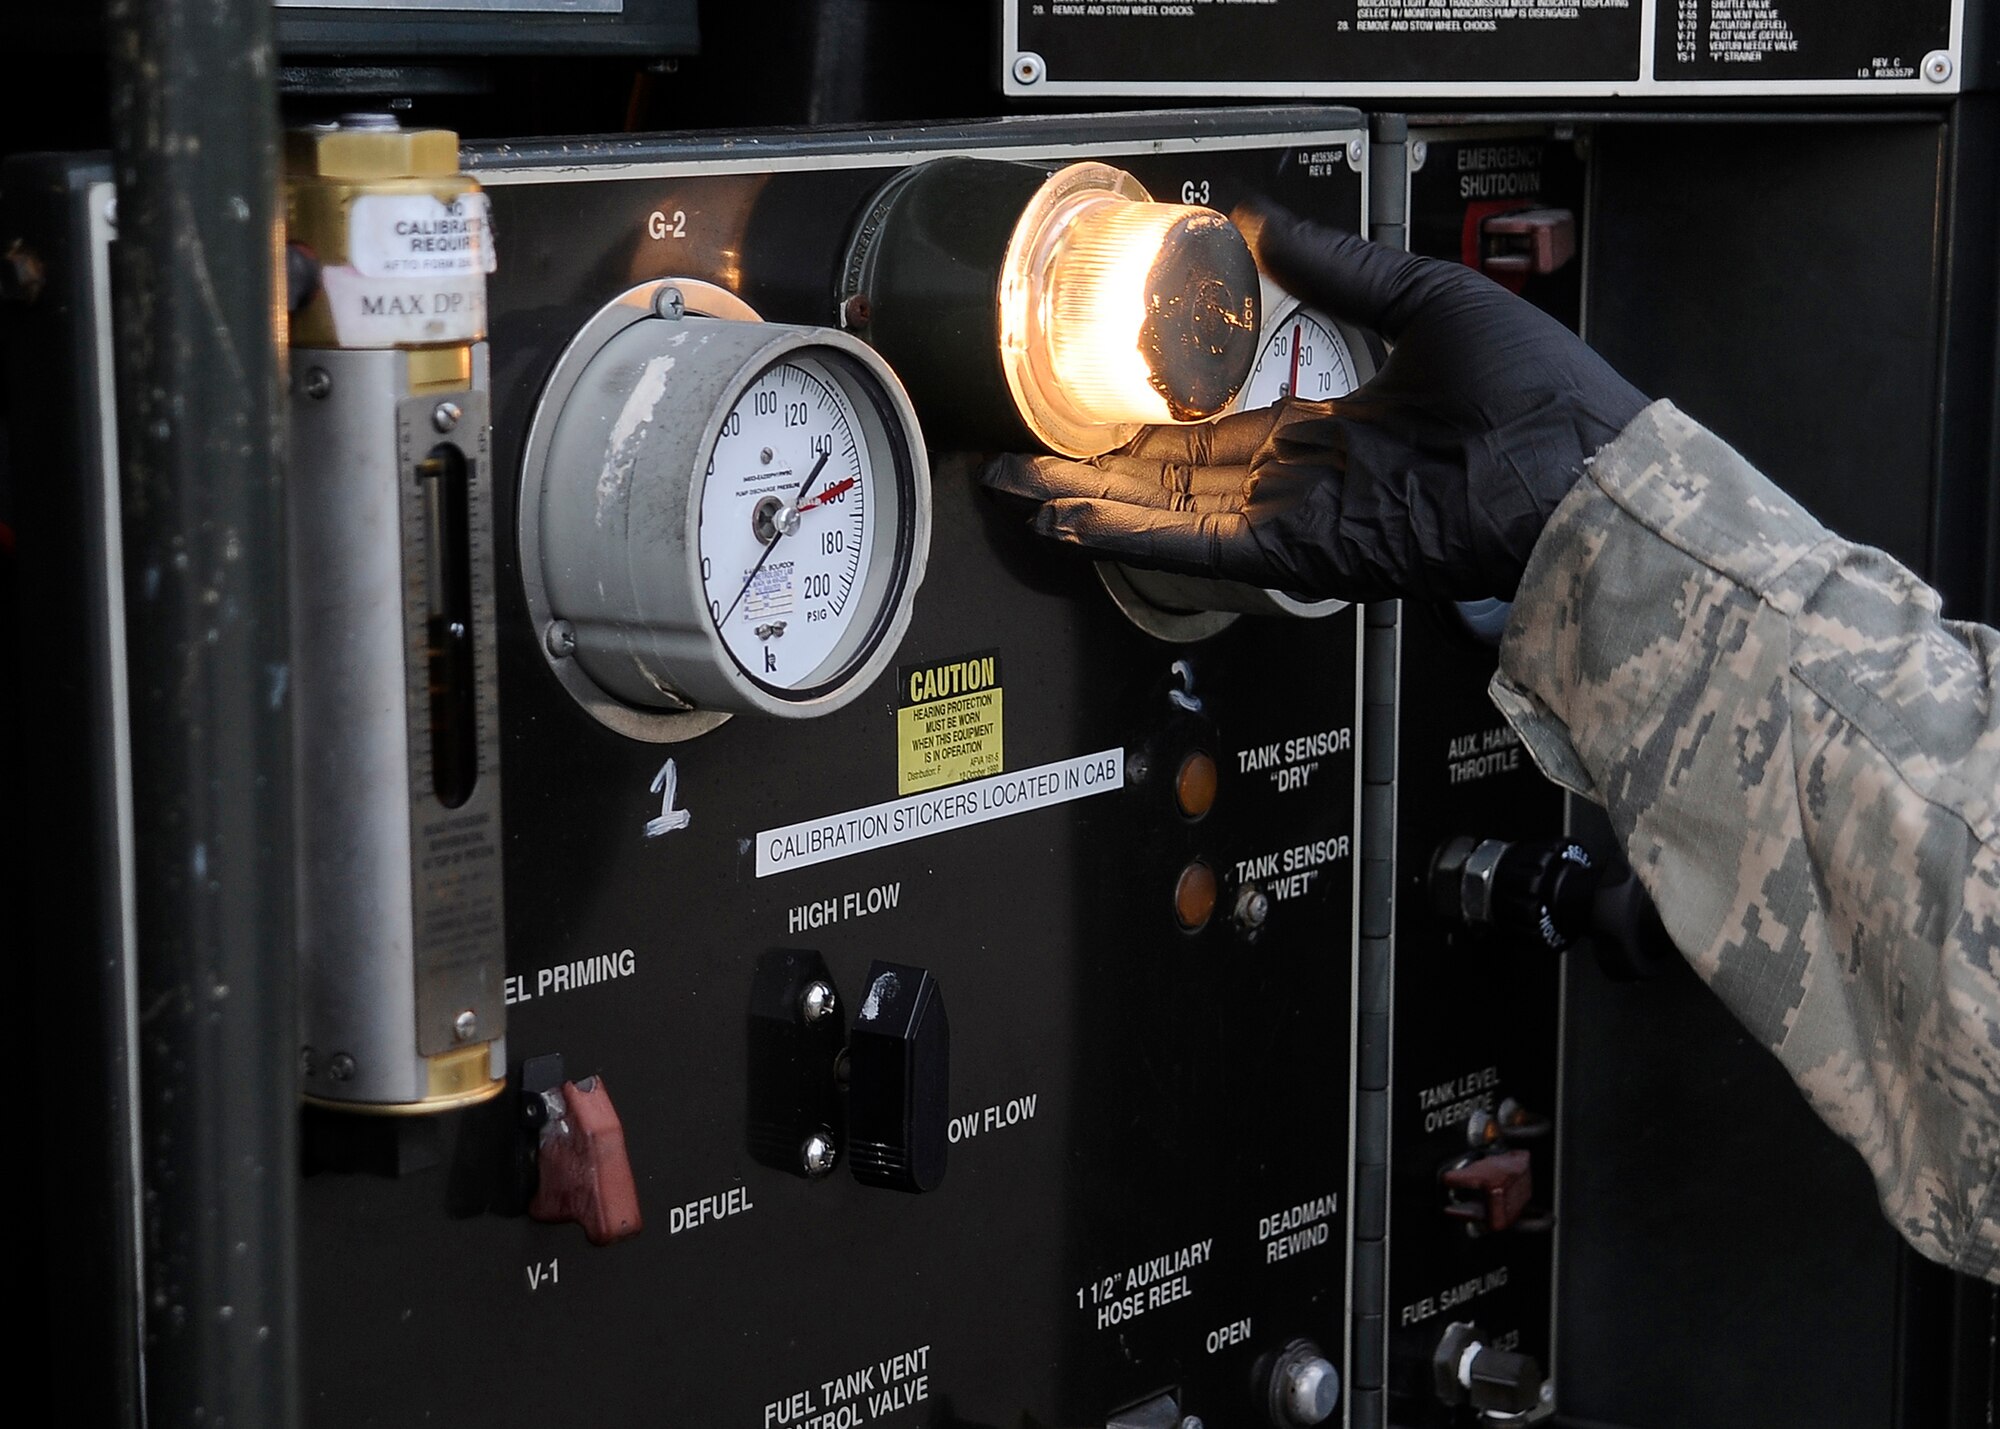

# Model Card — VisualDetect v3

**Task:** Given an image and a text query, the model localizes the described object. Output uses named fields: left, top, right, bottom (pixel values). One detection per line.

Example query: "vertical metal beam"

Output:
left=105, top=2, right=296, bottom=1426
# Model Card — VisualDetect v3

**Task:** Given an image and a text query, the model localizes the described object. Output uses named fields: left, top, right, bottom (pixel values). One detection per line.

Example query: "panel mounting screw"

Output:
left=801, top=1130, right=838, bottom=1178
left=1922, top=50, right=1954, bottom=83
left=302, top=367, right=332, bottom=400
left=300, top=1046, right=317, bottom=1078
left=329, top=1053, right=356, bottom=1082
left=1409, top=140, right=1430, bottom=172
left=545, top=620, right=577, bottom=659
left=1012, top=52, right=1045, bottom=85
left=432, top=400, right=462, bottom=433
left=840, top=293, right=872, bottom=329
left=453, top=1010, right=478, bottom=1042
left=1346, top=138, right=1366, bottom=169
left=800, top=980, right=838, bottom=1023
left=653, top=285, right=686, bottom=320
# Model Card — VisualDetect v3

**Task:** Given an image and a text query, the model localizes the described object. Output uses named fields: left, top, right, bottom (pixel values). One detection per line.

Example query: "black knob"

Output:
left=846, top=961, right=949, bottom=1192
left=1429, top=835, right=1675, bottom=980
left=1433, top=1322, right=1543, bottom=1417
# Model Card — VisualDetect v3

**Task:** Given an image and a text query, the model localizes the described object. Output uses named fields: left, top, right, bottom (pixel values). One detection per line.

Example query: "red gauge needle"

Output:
left=796, top=476, right=856, bottom=513
left=1287, top=322, right=1302, bottom=400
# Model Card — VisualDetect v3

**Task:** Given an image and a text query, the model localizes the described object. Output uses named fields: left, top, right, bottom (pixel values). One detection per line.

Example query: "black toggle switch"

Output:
left=1433, top=1322, right=1544, bottom=1417
left=847, top=960, right=949, bottom=1193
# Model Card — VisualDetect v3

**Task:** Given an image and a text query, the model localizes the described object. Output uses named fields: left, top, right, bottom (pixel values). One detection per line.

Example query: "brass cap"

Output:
left=286, top=124, right=460, bottom=181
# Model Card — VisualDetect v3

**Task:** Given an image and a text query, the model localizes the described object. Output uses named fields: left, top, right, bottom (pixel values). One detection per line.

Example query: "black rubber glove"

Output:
left=978, top=203, right=1649, bottom=603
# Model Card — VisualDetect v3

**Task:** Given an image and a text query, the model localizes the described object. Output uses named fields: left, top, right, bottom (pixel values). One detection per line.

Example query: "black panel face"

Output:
left=1584, top=121, right=1946, bottom=596
left=1386, top=607, right=1564, bottom=1429
left=297, top=117, right=1370, bottom=1429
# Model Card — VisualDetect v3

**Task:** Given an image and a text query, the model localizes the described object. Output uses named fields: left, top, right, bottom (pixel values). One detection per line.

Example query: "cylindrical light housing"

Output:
left=843, top=158, right=1260, bottom=456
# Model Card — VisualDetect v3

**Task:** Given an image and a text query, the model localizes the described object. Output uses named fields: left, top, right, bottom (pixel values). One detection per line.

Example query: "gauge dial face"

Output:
left=698, top=356, right=879, bottom=692
left=1237, top=302, right=1360, bottom=409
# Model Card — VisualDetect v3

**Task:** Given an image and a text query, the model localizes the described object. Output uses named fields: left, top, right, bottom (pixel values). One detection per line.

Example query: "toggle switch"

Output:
left=528, top=1074, right=642, bottom=1245
left=847, top=961, right=949, bottom=1193
left=1479, top=208, right=1576, bottom=279
left=1442, top=1148, right=1533, bottom=1234
left=1433, top=1322, right=1546, bottom=1418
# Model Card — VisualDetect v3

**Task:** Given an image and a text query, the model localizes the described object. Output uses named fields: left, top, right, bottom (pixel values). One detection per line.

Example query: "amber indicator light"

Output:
left=1174, top=860, right=1219, bottom=931
left=1175, top=750, right=1219, bottom=819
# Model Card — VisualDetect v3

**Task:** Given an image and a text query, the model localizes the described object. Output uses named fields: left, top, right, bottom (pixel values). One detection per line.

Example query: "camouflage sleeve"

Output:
left=1489, top=399, right=2000, bottom=1282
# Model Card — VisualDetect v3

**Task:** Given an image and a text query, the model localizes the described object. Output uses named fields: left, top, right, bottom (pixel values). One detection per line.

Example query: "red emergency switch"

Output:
left=529, top=1075, right=643, bottom=1245
left=1479, top=208, right=1576, bottom=280
left=1442, top=1148, right=1533, bottom=1233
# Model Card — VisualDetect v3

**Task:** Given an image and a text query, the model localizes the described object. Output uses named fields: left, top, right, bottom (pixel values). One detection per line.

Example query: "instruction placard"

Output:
left=896, top=651, right=1003, bottom=795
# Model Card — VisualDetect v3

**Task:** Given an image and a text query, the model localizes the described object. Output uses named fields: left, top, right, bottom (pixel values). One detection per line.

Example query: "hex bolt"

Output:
left=432, top=401, right=463, bottom=433
left=302, top=367, right=332, bottom=400
left=800, top=980, right=838, bottom=1023
left=300, top=1046, right=318, bottom=1079
left=1011, top=52, right=1044, bottom=85
left=1235, top=884, right=1271, bottom=931
left=801, top=1130, right=839, bottom=1178
left=545, top=620, right=577, bottom=659
left=653, top=285, right=686, bottom=320
left=329, top=1053, right=356, bottom=1082
left=453, top=1010, right=478, bottom=1042
left=1923, top=50, right=1954, bottom=83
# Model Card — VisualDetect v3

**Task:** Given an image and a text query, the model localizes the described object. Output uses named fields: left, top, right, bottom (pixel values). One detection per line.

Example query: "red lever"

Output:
left=529, top=1076, right=643, bottom=1245
left=1443, top=1148, right=1533, bottom=1233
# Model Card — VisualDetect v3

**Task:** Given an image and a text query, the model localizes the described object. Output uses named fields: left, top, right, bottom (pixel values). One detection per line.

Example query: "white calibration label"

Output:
left=348, top=192, right=496, bottom=277
left=755, top=748, right=1123, bottom=877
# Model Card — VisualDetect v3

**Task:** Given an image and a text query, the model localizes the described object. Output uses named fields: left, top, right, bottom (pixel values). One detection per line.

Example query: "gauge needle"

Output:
left=796, top=476, right=856, bottom=513
left=1287, top=322, right=1302, bottom=400
left=718, top=451, right=831, bottom=630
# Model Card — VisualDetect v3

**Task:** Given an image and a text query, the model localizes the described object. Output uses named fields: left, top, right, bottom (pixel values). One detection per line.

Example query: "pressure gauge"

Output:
left=1106, top=285, right=1378, bottom=637
left=521, top=280, right=931, bottom=737
left=1235, top=295, right=1365, bottom=410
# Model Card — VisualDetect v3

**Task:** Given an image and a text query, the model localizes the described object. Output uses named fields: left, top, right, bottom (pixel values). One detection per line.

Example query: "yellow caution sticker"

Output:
left=897, top=650, right=1003, bottom=795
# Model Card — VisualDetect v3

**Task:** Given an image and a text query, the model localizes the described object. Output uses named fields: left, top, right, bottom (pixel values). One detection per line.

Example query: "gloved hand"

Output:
left=978, top=202, right=1649, bottom=602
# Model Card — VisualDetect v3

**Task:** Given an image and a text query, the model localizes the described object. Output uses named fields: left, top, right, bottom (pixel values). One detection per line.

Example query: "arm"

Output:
left=1492, top=399, right=2000, bottom=1280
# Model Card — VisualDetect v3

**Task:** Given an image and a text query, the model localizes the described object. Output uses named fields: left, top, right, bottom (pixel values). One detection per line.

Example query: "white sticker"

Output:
left=755, top=748, right=1124, bottom=878
left=317, top=265, right=486, bottom=346
left=348, top=191, right=496, bottom=278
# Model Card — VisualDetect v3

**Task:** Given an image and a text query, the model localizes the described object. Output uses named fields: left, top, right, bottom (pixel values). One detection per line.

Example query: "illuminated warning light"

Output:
left=1000, top=163, right=1260, bottom=457
left=1175, top=859, right=1219, bottom=932
left=1175, top=750, right=1219, bottom=820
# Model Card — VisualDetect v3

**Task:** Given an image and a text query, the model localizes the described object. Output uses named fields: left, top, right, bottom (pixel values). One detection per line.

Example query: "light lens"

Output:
left=1001, top=163, right=1259, bottom=457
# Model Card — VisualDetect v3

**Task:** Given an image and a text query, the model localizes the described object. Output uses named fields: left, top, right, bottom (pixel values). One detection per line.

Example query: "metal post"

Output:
left=105, top=1, right=297, bottom=1425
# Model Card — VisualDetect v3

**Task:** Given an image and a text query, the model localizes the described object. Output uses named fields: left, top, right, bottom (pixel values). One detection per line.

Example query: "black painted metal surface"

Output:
left=297, top=115, right=1372, bottom=1428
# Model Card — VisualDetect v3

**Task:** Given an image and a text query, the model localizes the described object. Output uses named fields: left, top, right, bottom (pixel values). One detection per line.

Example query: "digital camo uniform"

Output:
left=1490, top=400, right=2000, bottom=1283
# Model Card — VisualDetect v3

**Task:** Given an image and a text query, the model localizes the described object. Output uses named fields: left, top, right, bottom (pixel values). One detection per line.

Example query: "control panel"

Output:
left=282, top=111, right=1373, bottom=1429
